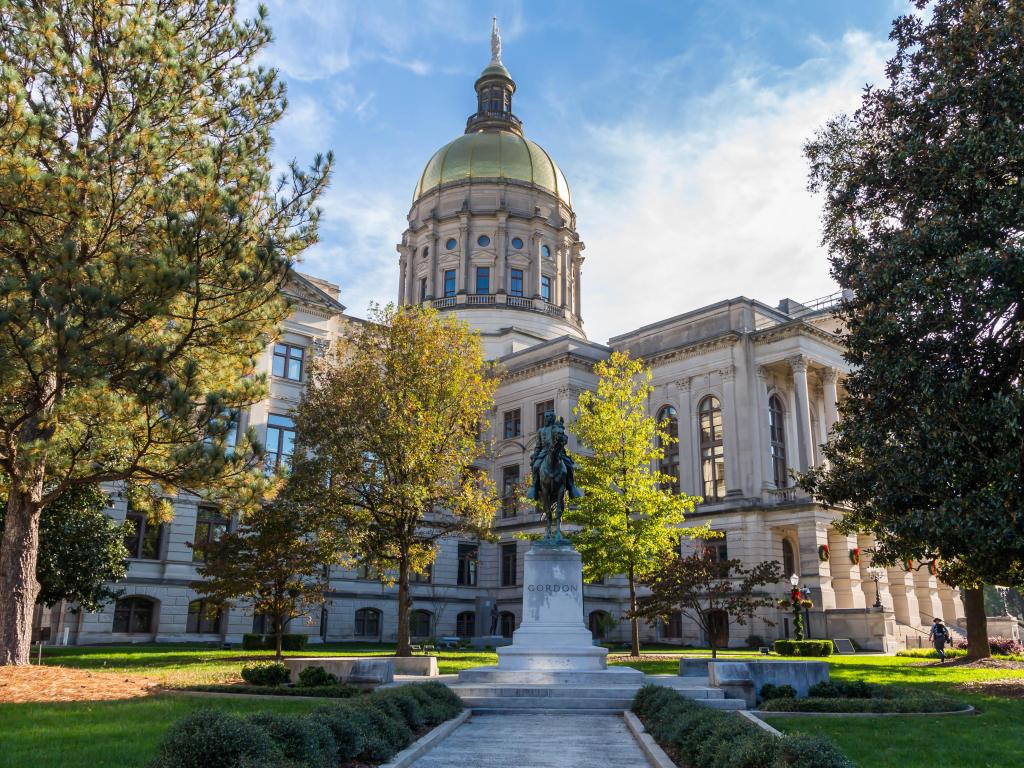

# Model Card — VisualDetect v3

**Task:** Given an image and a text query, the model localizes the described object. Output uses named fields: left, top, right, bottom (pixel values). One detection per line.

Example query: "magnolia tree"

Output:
left=0, top=1, right=330, bottom=663
left=801, top=0, right=1024, bottom=658
left=567, top=351, right=706, bottom=657
left=635, top=548, right=782, bottom=658
left=292, top=305, right=498, bottom=657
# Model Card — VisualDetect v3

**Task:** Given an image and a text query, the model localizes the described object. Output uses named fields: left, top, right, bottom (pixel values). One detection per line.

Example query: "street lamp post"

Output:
left=789, top=573, right=805, bottom=641
left=800, top=584, right=812, bottom=638
left=869, top=568, right=883, bottom=609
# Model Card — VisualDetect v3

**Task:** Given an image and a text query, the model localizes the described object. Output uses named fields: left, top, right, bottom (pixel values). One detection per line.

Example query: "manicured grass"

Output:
left=0, top=694, right=323, bottom=768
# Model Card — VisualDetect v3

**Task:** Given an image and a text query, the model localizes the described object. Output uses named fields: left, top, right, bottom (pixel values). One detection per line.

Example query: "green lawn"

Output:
left=8, top=644, right=1023, bottom=768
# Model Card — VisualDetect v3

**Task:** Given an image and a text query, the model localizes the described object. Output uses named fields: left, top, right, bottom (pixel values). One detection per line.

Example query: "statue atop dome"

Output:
left=491, top=16, right=502, bottom=64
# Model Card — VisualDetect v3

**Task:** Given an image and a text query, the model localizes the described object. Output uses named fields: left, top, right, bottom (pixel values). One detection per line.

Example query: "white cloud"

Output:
left=572, top=31, right=891, bottom=342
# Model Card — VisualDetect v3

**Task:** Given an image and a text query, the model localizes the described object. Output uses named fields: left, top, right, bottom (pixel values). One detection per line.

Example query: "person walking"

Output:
left=928, top=617, right=950, bottom=661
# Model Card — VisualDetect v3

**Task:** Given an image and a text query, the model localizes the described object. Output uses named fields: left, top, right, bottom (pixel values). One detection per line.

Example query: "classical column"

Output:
left=798, top=519, right=836, bottom=611
left=822, top=368, right=839, bottom=435
left=460, top=217, right=471, bottom=294
left=827, top=529, right=865, bottom=609
left=532, top=231, right=543, bottom=298
left=676, top=377, right=695, bottom=497
left=427, top=233, right=439, bottom=299
left=937, top=583, right=964, bottom=625
left=558, top=237, right=569, bottom=308
left=572, top=253, right=583, bottom=318
left=496, top=214, right=508, bottom=294
left=396, top=245, right=407, bottom=305
left=912, top=566, right=945, bottom=624
left=756, top=366, right=774, bottom=490
left=720, top=365, right=741, bottom=496
left=788, top=355, right=815, bottom=472
left=886, top=566, right=922, bottom=629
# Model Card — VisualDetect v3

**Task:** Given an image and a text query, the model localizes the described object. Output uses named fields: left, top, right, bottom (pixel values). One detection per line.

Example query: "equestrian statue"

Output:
left=527, top=411, right=583, bottom=542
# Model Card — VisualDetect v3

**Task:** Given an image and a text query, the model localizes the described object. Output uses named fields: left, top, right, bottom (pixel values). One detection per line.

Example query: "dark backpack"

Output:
left=933, top=623, right=948, bottom=640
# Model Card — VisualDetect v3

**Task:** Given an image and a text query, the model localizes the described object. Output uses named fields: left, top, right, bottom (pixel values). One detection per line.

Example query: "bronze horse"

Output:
left=536, top=423, right=569, bottom=541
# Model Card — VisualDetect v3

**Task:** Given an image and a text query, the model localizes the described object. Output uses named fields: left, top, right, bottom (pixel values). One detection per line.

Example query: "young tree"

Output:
left=635, top=548, right=782, bottom=658
left=802, top=0, right=1024, bottom=658
left=194, top=494, right=338, bottom=659
left=292, top=305, right=498, bottom=657
left=0, top=2, right=330, bottom=663
left=567, top=351, right=706, bottom=657
left=0, top=485, right=129, bottom=612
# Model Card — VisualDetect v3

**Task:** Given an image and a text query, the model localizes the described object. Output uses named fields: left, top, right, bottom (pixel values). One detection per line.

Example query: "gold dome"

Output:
left=413, top=130, right=571, bottom=206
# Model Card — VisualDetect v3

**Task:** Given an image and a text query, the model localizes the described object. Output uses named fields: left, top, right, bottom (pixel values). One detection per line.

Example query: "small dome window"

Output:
left=542, top=245, right=551, bottom=258
left=511, top=237, right=524, bottom=250
left=477, top=235, right=491, bottom=247
left=446, top=238, right=457, bottom=250
left=422, top=246, right=429, bottom=258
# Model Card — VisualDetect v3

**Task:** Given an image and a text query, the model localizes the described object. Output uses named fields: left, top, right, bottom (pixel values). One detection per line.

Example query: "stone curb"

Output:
left=379, top=709, right=472, bottom=768
left=755, top=705, right=976, bottom=718
left=738, top=709, right=782, bottom=735
left=622, top=710, right=675, bottom=768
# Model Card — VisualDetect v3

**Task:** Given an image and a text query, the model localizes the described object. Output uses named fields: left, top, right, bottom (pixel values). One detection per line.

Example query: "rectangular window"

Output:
left=204, top=409, right=239, bottom=455
left=535, top=400, right=554, bottom=432
left=265, top=413, right=296, bottom=473
left=419, top=277, right=427, bottom=302
left=501, top=542, right=517, bottom=587
left=503, top=408, right=521, bottom=439
left=501, top=465, right=520, bottom=517
left=412, top=562, right=433, bottom=584
left=124, top=512, right=162, bottom=560
left=475, top=266, right=490, bottom=294
left=664, top=611, right=683, bottom=639
left=510, top=269, right=524, bottom=297
left=457, top=543, right=478, bottom=586
left=705, top=535, right=729, bottom=575
left=444, top=269, right=457, bottom=297
left=541, top=275, right=551, bottom=302
left=272, top=343, right=305, bottom=381
left=192, top=506, right=229, bottom=562
left=186, top=599, right=222, bottom=634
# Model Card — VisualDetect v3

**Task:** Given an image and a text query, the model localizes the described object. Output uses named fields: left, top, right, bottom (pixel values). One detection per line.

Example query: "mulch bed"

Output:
left=0, top=665, right=159, bottom=703
left=959, top=678, right=1024, bottom=699
left=912, top=657, right=1024, bottom=670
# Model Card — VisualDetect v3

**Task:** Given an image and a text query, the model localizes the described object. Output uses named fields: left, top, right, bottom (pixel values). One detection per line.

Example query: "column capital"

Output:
left=788, top=354, right=810, bottom=374
left=822, top=367, right=839, bottom=385
left=720, top=365, right=737, bottom=382
left=675, top=377, right=692, bottom=392
left=756, top=365, right=769, bottom=380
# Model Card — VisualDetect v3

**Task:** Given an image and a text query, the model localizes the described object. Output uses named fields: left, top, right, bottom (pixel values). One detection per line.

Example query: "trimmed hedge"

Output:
left=241, top=632, right=308, bottom=651
left=633, top=685, right=854, bottom=768
left=896, top=647, right=968, bottom=659
left=240, top=662, right=291, bottom=686
left=759, top=683, right=797, bottom=701
left=772, top=640, right=833, bottom=657
left=186, top=683, right=361, bottom=698
left=759, top=694, right=969, bottom=713
left=297, top=665, right=337, bottom=688
left=150, top=682, right=463, bottom=768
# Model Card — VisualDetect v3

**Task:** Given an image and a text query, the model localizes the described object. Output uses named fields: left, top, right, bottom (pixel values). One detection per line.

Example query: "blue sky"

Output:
left=246, top=1, right=909, bottom=342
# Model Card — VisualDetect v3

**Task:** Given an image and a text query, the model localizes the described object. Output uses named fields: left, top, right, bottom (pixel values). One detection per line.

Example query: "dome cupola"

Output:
left=466, top=18, right=522, bottom=135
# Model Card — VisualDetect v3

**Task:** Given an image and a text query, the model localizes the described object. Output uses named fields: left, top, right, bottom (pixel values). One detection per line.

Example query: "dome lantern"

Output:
left=465, top=17, right=522, bottom=136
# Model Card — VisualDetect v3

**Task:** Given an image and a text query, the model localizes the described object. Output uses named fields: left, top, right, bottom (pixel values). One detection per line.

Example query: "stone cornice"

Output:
left=499, top=351, right=602, bottom=384
left=626, top=332, right=740, bottom=367
left=752, top=320, right=845, bottom=350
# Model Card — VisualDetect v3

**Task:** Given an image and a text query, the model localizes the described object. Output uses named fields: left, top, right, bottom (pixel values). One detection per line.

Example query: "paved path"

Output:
left=410, top=712, right=651, bottom=768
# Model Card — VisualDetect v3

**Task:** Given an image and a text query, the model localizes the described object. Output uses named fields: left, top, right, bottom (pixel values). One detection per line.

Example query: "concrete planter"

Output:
left=707, top=660, right=829, bottom=707
left=283, top=657, right=394, bottom=686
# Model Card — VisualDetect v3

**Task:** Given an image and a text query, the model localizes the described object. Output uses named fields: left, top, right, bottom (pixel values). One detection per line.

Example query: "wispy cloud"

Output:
left=572, top=31, right=891, bottom=341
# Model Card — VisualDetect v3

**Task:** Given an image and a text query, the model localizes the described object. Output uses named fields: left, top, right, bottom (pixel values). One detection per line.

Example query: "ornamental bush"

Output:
left=309, top=706, right=370, bottom=764
left=245, top=713, right=336, bottom=768
left=759, top=694, right=967, bottom=713
left=896, top=647, right=968, bottom=659
left=954, top=636, right=1024, bottom=656
left=149, top=709, right=281, bottom=768
left=375, top=687, right=427, bottom=731
left=240, top=662, right=291, bottom=686
left=759, top=683, right=797, bottom=701
left=807, top=680, right=873, bottom=699
left=297, top=665, right=337, bottom=688
left=772, top=640, right=833, bottom=657
left=240, top=633, right=309, bottom=651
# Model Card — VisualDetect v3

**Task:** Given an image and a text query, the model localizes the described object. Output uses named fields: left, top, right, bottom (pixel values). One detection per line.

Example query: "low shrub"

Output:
left=297, top=665, right=337, bottom=688
left=745, top=634, right=767, bottom=649
left=404, top=683, right=458, bottom=726
left=241, top=633, right=265, bottom=651
left=239, top=633, right=309, bottom=652
left=186, top=683, right=360, bottom=699
left=310, top=706, right=368, bottom=764
left=759, top=683, right=796, bottom=701
left=772, top=640, right=833, bottom=657
left=246, top=713, right=336, bottom=768
left=239, top=662, right=291, bottom=687
left=375, top=687, right=427, bottom=731
left=149, top=709, right=281, bottom=768
left=954, top=636, right=1024, bottom=656
left=632, top=685, right=854, bottom=768
left=896, top=647, right=968, bottom=659
left=759, top=694, right=968, bottom=713
left=807, top=680, right=873, bottom=699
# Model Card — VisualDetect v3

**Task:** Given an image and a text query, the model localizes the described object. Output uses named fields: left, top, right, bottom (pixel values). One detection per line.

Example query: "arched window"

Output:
left=782, top=539, right=797, bottom=578
left=769, top=394, right=787, bottom=488
left=112, top=596, right=155, bottom=634
left=456, top=611, right=475, bottom=639
left=186, top=599, right=222, bottom=634
left=410, top=609, right=433, bottom=638
left=499, top=611, right=516, bottom=638
left=698, top=396, right=725, bottom=501
left=354, top=608, right=381, bottom=638
left=588, top=610, right=612, bottom=641
left=657, top=405, right=679, bottom=493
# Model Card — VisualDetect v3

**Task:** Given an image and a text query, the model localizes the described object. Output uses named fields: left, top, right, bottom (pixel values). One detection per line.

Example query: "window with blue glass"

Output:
left=510, top=269, right=523, bottom=297
left=443, top=270, right=456, bottom=297
left=541, top=244, right=551, bottom=258
left=511, top=237, right=523, bottom=250
left=477, top=235, right=491, bottom=247
left=475, top=266, right=490, bottom=295
left=446, top=238, right=457, bottom=250
left=541, top=275, right=551, bottom=302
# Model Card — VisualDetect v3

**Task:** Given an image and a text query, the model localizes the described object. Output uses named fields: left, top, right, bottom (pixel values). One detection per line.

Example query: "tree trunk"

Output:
left=963, top=585, right=990, bottom=659
left=0, top=485, right=46, bottom=665
left=396, top=553, right=411, bottom=657
left=274, top=615, right=283, bottom=660
left=628, top=565, right=640, bottom=657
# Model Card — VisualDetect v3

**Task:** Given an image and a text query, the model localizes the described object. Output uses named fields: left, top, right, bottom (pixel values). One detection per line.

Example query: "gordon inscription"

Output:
left=526, top=584, right=579, bottom=593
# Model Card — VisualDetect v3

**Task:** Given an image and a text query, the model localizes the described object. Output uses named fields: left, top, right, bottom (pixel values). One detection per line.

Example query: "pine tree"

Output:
left=802, top=0, right=1024, bottom=658
left=0, top=1, right=331, bottom=663
left=291, top=305, right=498, bottom=657
left=567, top=351, right=706, bottom=657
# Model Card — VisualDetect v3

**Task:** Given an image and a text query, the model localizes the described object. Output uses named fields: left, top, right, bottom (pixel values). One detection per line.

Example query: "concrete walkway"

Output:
left=410, top=712, right=651, bottom=768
